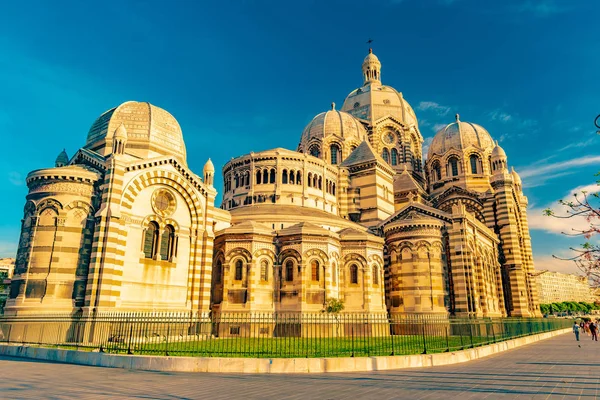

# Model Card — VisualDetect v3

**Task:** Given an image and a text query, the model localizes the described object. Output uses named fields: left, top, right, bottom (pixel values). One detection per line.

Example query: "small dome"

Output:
left=299, top=108, right=367, bottom=150
left=428, top=115, right=494, bottom=159
left=55, top=149, right=69, bottom=167
left=203, top=158, right=215, bottom=173
left=364, top=50, right=380, bottom=64
left=511, top=167, right=521, bottom=185
left=491, top=141, right=507, bottom=159
left=85, top=101, right=187, bottom=163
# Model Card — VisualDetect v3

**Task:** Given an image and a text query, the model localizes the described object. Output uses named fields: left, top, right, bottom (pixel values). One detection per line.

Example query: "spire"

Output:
left=362, top=48, right=381, bottom=86
left=455, top=113, right=460, bottom=122
left=112, top=123, right=127, bottom=155
left=203, top=158, right=215, bottom=186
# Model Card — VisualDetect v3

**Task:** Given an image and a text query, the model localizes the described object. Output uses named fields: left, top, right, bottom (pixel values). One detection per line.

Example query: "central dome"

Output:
left=299, top=106, right=367, bottom=147
left=85, top=101, right=187, bottom=163
left=428, top=115, right=494, bottom=159
left=340, top=50, right=418, bottom=127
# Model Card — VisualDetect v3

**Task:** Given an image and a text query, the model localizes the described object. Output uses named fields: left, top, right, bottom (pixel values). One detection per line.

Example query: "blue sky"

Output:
left=1, top=0, right=599, bottom=274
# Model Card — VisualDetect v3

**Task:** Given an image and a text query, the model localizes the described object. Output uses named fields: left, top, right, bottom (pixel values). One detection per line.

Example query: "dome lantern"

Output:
left=362, top=48, right=381, bottom=85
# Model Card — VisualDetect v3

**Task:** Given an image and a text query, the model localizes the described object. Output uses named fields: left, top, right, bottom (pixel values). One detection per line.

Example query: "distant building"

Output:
left=0, top=258, right=15, bottom=313
left=535, top=270, right=594, bottom=303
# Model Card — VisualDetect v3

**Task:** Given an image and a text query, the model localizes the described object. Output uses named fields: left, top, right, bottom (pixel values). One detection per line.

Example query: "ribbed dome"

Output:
left=299, top=107, right=367, bottom=149
left=341, top=83, right=418, bottom=127
left=85, top=101, right=186, bottom=163
left=428, top=116, right=494, bottom=159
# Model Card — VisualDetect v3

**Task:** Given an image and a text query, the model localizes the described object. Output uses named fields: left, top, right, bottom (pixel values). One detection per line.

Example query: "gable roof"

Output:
left=377, top=201, right=452, bottom=229
left=394, top=165, right=426, bottom=194
left=340, top=141, right=394, bottom=176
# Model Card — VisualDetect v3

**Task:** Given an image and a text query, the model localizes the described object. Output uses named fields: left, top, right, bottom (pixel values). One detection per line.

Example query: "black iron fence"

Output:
left=0, top=312, right=571, bottom=358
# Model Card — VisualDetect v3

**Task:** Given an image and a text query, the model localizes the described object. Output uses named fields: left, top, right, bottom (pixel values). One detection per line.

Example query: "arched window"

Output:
left=313, top=175, right=318, bottom=188
left=270, top=169, right=275, bottom=183
left=143, top=221, right=159, bottom=259
left=470, top=154, right=479, bottom=174
left=235, top=260, right=243, bottom=281
left=215, top=259, right=222, bottom=284
left=307, top=172, right=313, bottom=187
left=373, top=265, right=379, bottom=285
left=309, top=145, right=321, bottom=158
left=332, top=183, right=336, bottom=195
left=296, top=173, right=302, bottom=185
left=260, top=260, right=268, bottom=282
left=432, top=161, right=442, bottom=181
left=318, top=176, right=322, bottom=190
left=234, top=174, right=239, bottom=188
left=449, top=157, right=459, bottom=177
left=382, top=148, right=390, bottom=163
left=282, top=169, right=288, bottom=184
left=160, top=224, right=175, bottom=261
left=289, top=170, right=295, bottom=185
left=256, top=170, right=262, bottom=184
left=391, top=148, right=398, bottom=166
left=350, top=264, right=358, bottom=284
left=285, top=260, right=294, bottom=282
left=311, top=260, right=320, bottom=281
left=244, top=171, right=250, bottom=186
left=330, top=144, right=340, bottom=165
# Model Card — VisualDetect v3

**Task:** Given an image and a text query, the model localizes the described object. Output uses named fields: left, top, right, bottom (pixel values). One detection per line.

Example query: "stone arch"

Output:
left=303, top=248, right=329, bottom=264
left=278, top=248, right=301, bottom=265
left=121, top=170, right=204, bottom=228
left=36, top=198, right=63, bottom=214
left=225, top=247, right=253, bottom=264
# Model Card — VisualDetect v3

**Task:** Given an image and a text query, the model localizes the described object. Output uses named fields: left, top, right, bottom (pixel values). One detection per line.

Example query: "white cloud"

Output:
left=533, top=254, right=580, bottom=275
left=528, top=183, right=600, bottom=235
left=432, top=123, right=446, bottom=132
left=523, top=171, right=574, bottom=188
left=488, top=110, right=512, bottom=123
left=422, top=136, right=434, bottom=158
left=518, top=155, right=600, bottom=180
left=558, top=136, right=597, bottom=152
left=417, top=101, right=450, bottom=116
left=8, top=172, right=24, bottom=186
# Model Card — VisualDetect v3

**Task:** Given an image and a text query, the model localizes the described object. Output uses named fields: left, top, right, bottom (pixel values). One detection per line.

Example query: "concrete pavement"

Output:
left=1, top=331, right=599, bottom=399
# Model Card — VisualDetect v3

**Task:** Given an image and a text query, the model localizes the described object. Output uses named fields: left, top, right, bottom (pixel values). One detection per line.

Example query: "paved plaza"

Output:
left=1, top=332, right=599, bottom=399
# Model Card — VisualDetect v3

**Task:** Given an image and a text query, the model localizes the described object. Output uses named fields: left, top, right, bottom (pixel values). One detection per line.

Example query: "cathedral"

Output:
left=6, top=49, right=540, bottom=319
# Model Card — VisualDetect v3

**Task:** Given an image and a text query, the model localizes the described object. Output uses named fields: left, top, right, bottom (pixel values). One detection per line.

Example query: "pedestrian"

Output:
left=573, top=321, right=580, bottom=344
left=590, top=321, right=598, bottom=342
left=585, top=321, right=591, bottom=336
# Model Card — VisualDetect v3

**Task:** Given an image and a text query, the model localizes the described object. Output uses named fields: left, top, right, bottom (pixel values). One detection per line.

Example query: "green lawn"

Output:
left=100, top=334, right=505, bottom=358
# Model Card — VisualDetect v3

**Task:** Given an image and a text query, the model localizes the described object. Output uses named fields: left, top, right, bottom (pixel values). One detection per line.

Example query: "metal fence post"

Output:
left=421, top=323, right=427, bottom=354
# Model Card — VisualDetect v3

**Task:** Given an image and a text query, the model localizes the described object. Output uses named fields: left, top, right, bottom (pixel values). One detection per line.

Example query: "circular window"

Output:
left=383, top=132, right=395, bottom=145
left=151, top=189, right=176, bottom=217
left=353, top=102, right=360, bottom=109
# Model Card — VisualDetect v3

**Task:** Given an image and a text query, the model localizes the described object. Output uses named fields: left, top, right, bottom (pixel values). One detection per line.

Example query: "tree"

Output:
left=323, top=298, right=345, bottom=314
left=323, top=297, right=345, bottom=336
left=544, top=176, right=600, bottom=284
